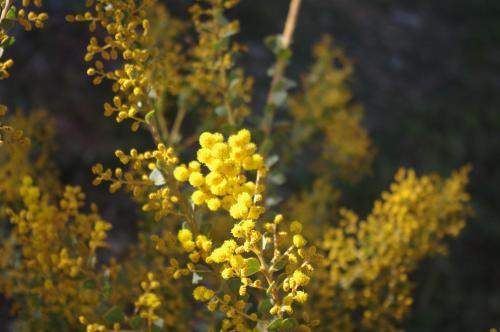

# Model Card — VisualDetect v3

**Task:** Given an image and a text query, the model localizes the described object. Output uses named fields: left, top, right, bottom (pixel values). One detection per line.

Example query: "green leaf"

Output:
left=269, top=172, right=286, bottom=185
left=282, top=318, right=298, bottom=331
left=101, top=269, right=112, bottom=302
left=0, top=36, right=15, bottom=48
left=258, top=299, right=272, bottom=315
left=276, top=273, right=287, bottom=287
left=102, top=306, right=124, bottom=325
left=273, top=259, right=287, bottom=272
left=226, top=277, right=241, bottom=294
left=223, top=26, right=239, bottom=38
left=221, top=123, right=237, bottom=136
left=200, top=222, right=212, bottom=235
left=265, top=195, right=283, bottom=207
left=229, top=77, right=240, bottom=91
left=277, top=48, right=292, bottom=62
left=243, top=257, right=261, bottom=276
left=130, top=316, right=144, bottom=329
left=282, top=77, right=297, bottom=89
left=270, top=90, right=288, bottom=107
left=152, top=318, right=164, bottom=332
left=267, top=318, right=282, bottom=331
left=264, top=35, right=283, bottom=54
left=6, top=6, right=16, bottom=20
left=214, top=105, right=228, bottom=117
left=265, top=155, right=279, bottom=169
left=145, top=110, right=156, bottom=125
left=213, top=38, right=229, bottom=52
left=82, top=279, right=96, bottom=289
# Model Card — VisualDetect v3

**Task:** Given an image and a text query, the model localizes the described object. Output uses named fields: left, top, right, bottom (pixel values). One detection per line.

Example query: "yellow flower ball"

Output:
left=189, top=172, right=204, bottom=187
left=290, top=221, right=303, bottom=234
left=173, top=165, right=189, bottom=182
left=178, top=229, right=193, bottom=242
left=207, top=198, right=221, bottom=211
left=293, top=234, right=307, bottom=248
left=191, top=190, right=206, bottom=205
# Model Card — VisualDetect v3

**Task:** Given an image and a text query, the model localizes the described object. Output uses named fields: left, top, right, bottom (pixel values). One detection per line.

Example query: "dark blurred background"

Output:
left=1, top=0, right=499, bottom=331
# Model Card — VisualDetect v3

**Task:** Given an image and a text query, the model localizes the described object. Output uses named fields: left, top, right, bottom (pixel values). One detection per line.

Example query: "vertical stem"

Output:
left=148, top=121, right=163, bottom=146
left=262, top=0, right=302, bottom=139
left=168, top=105, right=187, bottom=146
left=155, top=95, right=170, bottom=143
left=220, top=65, right=235, bottom=126
left=268, top=0, right=302, bottom=97
left=281, top=0, right=302, bottom=50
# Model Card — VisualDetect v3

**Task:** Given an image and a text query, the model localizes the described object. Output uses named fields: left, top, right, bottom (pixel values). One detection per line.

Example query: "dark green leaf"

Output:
left=282, top=318, right=298, bottom=331
left=102, top=306, right=124, bottom=324
left=273, top=259, right=287, bottom=272
left=258, top=299, right=273, bottom=315
left=200, top=222, right=212, bottom=235
left=82, top=279, right=96, bottom=289
left=267, top=318, right=282, bottom=331
left=130, top=316, right=144, bottom=329
left=221, top=123, right=237, bottom=135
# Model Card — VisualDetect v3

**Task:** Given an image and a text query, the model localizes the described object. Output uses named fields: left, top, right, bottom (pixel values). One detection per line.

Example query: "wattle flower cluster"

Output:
left=174, top=129, right=266, bottom=221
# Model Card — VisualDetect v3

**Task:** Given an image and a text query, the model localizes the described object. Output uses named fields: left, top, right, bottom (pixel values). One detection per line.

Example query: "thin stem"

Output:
left=220, top=65, right=235, bottom=125
left=155, top=94, right=170, bottom=143
left=262, top=0, right=302, bottom=139
left=0, top=0, right=13, bottom=23
left=211, top=3, right=236, bottom=126
left=168, top=105, right=187, bottom=146
left=281, top=0, right=302, bottom=50
left=251, top=245, right=282, bottom=318
left=148, top=124, right=162, bottom=146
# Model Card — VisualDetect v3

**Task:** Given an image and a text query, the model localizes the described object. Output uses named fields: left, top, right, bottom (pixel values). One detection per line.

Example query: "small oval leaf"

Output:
left=267, top=318, right=282, bottom=331
left=243, top=257, right=261, bottom=277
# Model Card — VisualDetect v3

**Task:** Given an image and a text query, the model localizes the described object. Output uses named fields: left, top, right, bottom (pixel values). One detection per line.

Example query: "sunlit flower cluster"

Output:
left=312, top=167, right=471, bottom=331
left=174, top=130, right=266, bottom=220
